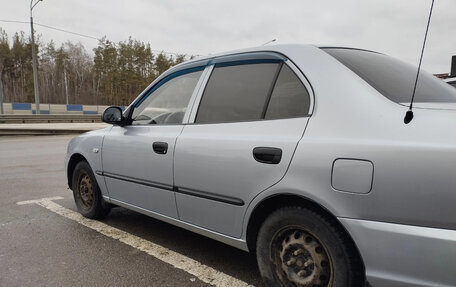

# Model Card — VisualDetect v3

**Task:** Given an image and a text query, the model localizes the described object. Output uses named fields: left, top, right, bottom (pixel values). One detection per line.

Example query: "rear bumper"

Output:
left=339, top=218, right=456, bottom=287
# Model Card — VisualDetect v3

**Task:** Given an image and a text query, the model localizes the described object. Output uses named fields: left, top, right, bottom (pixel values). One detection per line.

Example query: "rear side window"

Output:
left=265, top=65, right=310, bottom=120
left=196, top=62, right=310, bottom=124
left=196, top=63, right=279, bottom=123
left=324, top=48, right=456, bottom=103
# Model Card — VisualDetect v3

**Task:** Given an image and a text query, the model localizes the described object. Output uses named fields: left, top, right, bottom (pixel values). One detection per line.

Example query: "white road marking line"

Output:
left=16, top=197, right=255, bottom=287
left=16, top=196, right=64, bottom=205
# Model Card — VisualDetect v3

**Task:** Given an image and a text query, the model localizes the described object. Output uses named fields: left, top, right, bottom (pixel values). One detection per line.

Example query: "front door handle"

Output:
left=253, top=147, right=282, bottom=164
left=153, top=142, right=168, bottom=154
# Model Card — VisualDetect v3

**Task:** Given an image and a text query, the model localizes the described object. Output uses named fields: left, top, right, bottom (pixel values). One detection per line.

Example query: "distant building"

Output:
left=435, top=55, right=456, bottom=79
left=452, top=55, right=456, bottom=78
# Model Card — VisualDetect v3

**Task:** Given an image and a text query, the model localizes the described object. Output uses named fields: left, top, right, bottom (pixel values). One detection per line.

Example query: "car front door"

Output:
left=100, top=67, right=205, bottom=218
left=174, top=55, right=313, bottom=237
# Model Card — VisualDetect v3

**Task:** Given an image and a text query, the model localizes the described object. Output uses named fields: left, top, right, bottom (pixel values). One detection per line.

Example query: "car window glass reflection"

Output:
left=132, top=70, right=203, bottom=125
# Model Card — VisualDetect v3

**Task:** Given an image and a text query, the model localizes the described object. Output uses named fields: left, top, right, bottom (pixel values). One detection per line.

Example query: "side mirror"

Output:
left=102, top=106, right=125, bottom=126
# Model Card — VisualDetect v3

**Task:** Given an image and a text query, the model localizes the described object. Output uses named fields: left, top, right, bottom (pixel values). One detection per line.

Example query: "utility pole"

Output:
left=30, top=0, right=43, bottom=114
left=64, top=68, right=69, bottom=105
left=0, top=67, right=3, bottom=115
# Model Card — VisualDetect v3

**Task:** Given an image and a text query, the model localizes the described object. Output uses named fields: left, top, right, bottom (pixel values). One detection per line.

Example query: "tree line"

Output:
left=0, top=28, right=189, bottom=106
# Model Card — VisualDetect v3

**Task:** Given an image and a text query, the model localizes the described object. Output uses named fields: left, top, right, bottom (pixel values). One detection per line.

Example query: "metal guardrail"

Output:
left=0, top=114, right=101, bottom=123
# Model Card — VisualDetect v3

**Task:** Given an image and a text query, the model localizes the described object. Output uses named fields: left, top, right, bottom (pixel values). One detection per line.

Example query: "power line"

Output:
left=0, top=19, right=101, bottom=41
left=35, top=22, right=101, bottom=41
left=0, top=19, right=192, bottom=57
left=0, top=19, right=28, bottom=24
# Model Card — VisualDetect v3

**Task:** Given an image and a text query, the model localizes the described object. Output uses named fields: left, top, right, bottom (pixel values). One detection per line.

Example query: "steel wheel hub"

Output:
left=275, top=230, right=332, bottom=287
left=78, top=173, right=94, bottom=208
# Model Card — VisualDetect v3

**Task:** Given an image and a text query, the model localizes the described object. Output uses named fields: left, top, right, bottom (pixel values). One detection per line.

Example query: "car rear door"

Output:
left=101, top=67, right=206, bottom=218
left=173, top=54, right=313, bottom=237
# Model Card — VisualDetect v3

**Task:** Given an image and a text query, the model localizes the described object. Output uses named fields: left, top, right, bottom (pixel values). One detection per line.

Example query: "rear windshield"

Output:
left=323, top=48, right=456, bottom=104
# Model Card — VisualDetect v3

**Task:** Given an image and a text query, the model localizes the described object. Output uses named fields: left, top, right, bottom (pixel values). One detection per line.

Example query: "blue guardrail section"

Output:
left=12, top=103, right=31, bottom=110
left=67, top=104, right=83, bottom=111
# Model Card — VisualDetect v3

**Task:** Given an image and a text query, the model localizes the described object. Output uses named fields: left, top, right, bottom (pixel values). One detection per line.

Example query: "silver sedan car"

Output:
left=65, top=44, right=456, bottom=287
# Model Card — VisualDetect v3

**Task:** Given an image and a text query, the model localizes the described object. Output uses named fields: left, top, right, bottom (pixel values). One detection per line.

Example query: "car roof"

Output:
left=182, top=44, right=312, bottom=63
left=176, top=44, right=379, bottom=67
left=167, top=44, right=381, bottom=79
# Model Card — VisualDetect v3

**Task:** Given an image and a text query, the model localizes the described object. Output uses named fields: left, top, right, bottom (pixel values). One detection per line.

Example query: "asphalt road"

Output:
left=0, top=135, right=264, bottom=287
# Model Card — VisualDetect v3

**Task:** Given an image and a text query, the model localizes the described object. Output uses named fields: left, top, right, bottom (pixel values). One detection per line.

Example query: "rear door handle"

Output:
left=153, top=142, right=168, bottom=154
left=253, top=147, right=282, bottom=164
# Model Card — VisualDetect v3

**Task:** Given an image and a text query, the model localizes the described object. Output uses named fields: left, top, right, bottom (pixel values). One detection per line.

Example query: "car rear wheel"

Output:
left=72, top=161, right=110, bottom=219
left=256, top=206, right=361, bottom=287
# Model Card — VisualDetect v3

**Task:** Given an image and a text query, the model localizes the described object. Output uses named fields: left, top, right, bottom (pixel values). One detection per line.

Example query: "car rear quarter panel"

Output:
left=244, top=45, right=456, bottom=231
left=242, top=45, right=456, bottom=286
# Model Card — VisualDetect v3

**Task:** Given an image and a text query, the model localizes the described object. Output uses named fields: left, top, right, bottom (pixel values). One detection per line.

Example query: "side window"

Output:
left=132, top=70, right=203, bottom=125
left=195, top=63, right=280, bottom=124
left=265, top=65, right=310, bottom=119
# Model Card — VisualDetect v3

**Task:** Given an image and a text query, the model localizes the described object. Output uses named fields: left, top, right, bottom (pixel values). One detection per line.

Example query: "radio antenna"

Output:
left=262, top=39, right=276, bottom=46
left=404, top=0, right=435, bottom=124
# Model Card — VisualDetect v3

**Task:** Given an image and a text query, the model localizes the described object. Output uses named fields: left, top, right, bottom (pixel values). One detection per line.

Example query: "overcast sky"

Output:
left=0, top=0, right=455, bottom=73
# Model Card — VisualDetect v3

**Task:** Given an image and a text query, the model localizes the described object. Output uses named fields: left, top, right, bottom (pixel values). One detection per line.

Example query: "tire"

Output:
left=256, top=206, right=362, bottom=287
left=72, top=161, right=110, bottom=219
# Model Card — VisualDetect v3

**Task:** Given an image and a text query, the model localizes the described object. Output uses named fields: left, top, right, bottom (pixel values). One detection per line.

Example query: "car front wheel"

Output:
left=72, top=161, right=110, bottom=219
left=256, top=206, right=362, bottom=287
